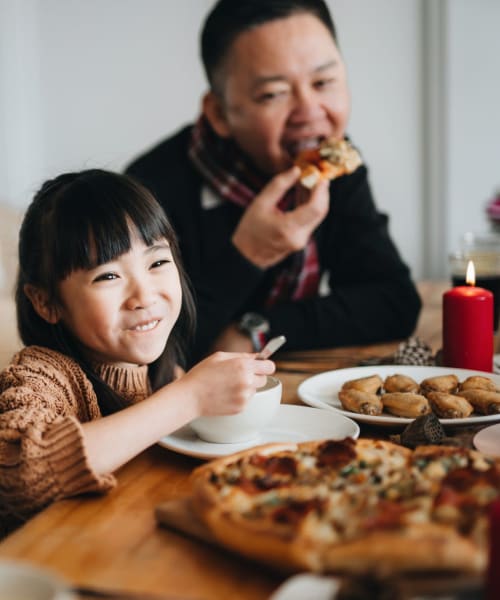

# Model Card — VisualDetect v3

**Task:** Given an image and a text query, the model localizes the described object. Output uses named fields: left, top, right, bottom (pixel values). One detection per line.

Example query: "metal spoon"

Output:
left=256, top=335, right=286, bottom=360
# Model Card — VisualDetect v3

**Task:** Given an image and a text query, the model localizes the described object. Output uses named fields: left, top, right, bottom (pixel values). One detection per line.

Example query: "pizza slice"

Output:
left=295, top=137, right=362, bottom=189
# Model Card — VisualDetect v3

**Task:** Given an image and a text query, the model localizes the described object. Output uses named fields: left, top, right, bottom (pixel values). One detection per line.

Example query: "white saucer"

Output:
left=473, top=423, right=500, bottom=457
left=269, top=574, right=341, bottom=600
left=158, top=404, right=360, bottom=460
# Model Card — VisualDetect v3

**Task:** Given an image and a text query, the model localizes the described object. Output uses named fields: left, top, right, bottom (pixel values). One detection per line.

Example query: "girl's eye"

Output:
left=150, top=259, right=171, bottom=269
left=93, top=272, right=118, bottom=282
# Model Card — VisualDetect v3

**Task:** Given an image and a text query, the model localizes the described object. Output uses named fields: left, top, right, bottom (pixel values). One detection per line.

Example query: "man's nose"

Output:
left=289, top=86, right=324, bottom=124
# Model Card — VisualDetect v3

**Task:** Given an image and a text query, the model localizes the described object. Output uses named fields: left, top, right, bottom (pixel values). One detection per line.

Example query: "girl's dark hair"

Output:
left=201, top=0, right=337, bottom=92
left=16, top=169, right=196, bottom=416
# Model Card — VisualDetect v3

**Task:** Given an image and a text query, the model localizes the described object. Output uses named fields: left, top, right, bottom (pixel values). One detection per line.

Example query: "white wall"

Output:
left=1, top=0, right=500, bottom=281
left=328, top=0, right=423, bottom=277
left=0, top=0, right=212, bottom=204
left=446, top=0, right=500, bottom=255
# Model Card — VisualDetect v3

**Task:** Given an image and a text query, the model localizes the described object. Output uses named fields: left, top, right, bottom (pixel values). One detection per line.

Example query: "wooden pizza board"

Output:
left=155, top=497, right=213, bottom=544
left=155, top=497, right=484, bottom=598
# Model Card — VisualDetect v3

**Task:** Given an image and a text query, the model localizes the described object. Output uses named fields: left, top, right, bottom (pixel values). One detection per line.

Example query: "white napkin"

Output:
left=269, top=574, right=341, bottom=600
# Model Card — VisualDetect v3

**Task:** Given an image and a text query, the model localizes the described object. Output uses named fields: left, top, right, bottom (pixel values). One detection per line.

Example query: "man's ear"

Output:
left=24, top=284, right=60, bottom=324
left=202, top=91, right=232, bottom=138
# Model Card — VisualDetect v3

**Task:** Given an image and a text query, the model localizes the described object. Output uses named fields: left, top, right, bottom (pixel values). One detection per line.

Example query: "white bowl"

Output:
left=0, top=560, right=74, bottom=600
left=190, top=376, right=282, bottom=443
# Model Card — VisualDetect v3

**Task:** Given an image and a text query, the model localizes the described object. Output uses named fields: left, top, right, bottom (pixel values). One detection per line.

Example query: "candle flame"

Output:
left=466, top=260, right=476, bottom=286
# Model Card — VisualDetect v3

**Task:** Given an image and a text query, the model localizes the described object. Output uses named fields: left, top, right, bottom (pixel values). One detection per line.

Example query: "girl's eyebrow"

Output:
left=145, top=241, right=171, bottom=254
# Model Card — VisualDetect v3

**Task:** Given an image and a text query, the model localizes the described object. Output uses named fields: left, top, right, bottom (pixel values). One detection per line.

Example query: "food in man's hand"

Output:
left=426, top=391, right=474, bottom=419
left=190, top=438, right=499, bottom=575
left=459, top=376, right=497, bottom=392
left=338, top=389, right=383, bottom=416
left=457, top=389, right=500, bottom=414
left=381, top=392, right=431, bottom=418
left=383, top=374, right=419, bottom=393
left=340, top=374, right=382, bottom=395
left=420, top=374, right=459, bottom=395
left=295, top=138, right=362, bottom=189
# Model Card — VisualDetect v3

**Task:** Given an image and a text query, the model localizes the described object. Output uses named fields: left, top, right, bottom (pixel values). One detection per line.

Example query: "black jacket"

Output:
left=126, top=125, right=421, bottom=364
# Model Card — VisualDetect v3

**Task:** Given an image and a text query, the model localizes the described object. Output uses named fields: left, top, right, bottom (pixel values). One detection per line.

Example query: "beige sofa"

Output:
left=0, top=204, right=22, bottom=369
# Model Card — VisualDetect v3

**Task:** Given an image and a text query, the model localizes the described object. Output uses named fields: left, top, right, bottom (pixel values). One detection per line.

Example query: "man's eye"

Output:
left=93, top=272, right=118, bottom=282
left=314, top=78, right=335, bottom=89
left=256, top=90, right=288, bottom=104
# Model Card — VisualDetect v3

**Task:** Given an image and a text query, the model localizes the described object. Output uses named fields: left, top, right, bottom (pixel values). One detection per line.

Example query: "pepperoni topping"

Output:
left=362, top=500, right=407, bottom=531
left=248, top=454, right=298, bottom=477
left=316, top=439, right=357, bottom=469
left=434, top=485, right=470, bottom=509
left=296, top=148, right=321, bottom=165
left=443, top=467, right=500, bottom=493
left=266, top=456, right=298, bottom=477
left=238, top=476, right=285, bottom=494
left=272, top=498, right=325, bottom=526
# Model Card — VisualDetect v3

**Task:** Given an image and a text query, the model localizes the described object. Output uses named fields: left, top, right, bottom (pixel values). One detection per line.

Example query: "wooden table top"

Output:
left=0, top=280, right=452, bottom=600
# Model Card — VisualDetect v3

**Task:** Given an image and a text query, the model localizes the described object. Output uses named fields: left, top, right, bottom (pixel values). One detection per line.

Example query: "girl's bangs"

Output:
left=53, top=175, right=172, bottom=278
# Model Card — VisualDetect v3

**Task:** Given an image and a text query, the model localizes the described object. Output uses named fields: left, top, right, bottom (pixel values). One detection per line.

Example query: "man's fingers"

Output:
left=290, top=179, right=329, bottom=227
left=255, top=166, right=301, bottom=208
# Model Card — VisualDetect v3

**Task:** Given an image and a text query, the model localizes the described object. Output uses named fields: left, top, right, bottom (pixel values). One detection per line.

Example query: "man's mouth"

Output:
left=130, top=319, right=159, bottom=332
left=282, top=136, right=326, bottom=159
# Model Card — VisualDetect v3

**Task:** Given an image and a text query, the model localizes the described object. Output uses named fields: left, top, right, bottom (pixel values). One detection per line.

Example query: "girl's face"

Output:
left=56, top=231, right=182, bottom=367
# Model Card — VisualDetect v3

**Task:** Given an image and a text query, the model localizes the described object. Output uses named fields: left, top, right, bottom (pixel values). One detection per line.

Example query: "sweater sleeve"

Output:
left=0, top=347, right=115, bottom=532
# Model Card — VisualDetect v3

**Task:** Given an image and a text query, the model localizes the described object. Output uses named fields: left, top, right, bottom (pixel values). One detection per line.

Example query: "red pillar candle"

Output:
left=442, top=261, right=494, bottom=371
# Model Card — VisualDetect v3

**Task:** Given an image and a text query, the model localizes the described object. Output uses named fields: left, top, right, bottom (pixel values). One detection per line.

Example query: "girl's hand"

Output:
left=179, top=352, right=276, bottom=417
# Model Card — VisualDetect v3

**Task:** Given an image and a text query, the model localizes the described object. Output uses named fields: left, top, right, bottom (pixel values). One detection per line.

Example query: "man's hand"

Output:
left=231, top=166, right=329, bottom=268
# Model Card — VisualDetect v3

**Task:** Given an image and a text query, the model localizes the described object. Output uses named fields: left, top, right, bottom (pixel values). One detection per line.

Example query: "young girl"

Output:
left=0, top=169, right=275, bottom=536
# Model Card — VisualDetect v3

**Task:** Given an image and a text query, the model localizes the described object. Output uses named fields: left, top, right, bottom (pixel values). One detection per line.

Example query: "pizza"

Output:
left=295, top=137, right=362, bottom=189
left=190, top=438, right=500, bottom=575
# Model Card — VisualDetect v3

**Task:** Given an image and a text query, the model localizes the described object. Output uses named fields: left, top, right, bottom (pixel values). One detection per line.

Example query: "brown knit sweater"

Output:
left=0, top=345, right=151, bottom=537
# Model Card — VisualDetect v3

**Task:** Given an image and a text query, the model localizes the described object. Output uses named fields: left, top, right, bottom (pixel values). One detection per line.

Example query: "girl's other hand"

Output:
left=180, top=352, right=276, bottom=417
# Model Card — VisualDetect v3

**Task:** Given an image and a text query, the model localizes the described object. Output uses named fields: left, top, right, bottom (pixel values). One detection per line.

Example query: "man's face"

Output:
left=207, top=13, right=351, bottom=175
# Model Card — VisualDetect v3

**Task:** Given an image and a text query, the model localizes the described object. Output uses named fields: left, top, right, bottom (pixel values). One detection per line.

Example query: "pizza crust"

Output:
left=322, top=523, right=487, bottom=575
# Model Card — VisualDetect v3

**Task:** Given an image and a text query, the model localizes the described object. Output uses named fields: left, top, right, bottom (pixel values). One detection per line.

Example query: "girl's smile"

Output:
left=128, top=319, right=161, bottom=332
left=55, top=231, right=182, bottom=367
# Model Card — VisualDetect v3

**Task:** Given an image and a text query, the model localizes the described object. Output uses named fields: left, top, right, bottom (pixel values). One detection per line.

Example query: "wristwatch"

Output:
left=238, top=312, right=270, bottom=352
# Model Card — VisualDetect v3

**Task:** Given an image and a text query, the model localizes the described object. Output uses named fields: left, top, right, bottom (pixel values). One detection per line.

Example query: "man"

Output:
left=126, top=0, right=421, bottom=364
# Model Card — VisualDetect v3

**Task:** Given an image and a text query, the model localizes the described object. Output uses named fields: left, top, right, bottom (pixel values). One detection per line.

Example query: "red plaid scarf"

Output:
left=188, top=116, right=320, bottom=308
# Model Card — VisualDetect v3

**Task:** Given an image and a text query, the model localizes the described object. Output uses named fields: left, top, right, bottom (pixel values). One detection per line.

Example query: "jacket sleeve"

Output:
left=261, top=165, right=422, bottom=350
left=0, top=349, right=115, bottom=533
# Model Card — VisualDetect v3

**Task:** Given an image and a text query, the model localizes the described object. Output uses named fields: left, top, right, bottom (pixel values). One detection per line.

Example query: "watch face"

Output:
left=240, top=312, right=270, bottom=333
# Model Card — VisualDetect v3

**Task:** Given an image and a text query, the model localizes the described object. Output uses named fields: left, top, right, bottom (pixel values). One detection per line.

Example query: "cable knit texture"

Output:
left=0, top=346, right=151, bottom=537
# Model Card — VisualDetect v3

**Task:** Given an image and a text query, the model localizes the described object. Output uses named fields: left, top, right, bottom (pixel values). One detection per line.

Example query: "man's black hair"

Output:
left=201, top=0, right=337, bottom=91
